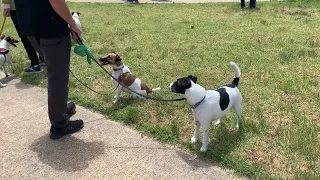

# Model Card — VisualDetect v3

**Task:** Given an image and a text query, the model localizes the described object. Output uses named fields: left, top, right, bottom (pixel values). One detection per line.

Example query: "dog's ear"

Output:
left=0, top=35, right=4, bottom=40
left=115, top=54, right=122, bottom=62
left=12, top=38, right=19, bottom=43
left=77, top=12, right=81, bottom=15
left=188, top=75, right=197, bottom=84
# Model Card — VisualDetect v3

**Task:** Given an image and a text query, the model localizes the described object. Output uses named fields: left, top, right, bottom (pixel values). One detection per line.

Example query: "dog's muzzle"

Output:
left=169, top=83, right=176, bottom=92
left=98, top=58, right=109, bottom=65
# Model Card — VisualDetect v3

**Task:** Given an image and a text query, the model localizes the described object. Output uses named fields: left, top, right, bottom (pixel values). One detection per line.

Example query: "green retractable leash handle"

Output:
left=74, top=34, right=93, bottom=64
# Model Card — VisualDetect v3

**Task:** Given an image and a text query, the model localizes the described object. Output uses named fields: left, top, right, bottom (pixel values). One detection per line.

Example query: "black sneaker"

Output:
left=66, top=102, right=76, bottom=118
left=50, top=120, right=84, bottom=140
left=24, top=65, right=43, bottom=73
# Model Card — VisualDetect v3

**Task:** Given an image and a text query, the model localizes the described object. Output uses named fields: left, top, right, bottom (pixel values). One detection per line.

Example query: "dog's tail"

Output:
left=151, top=87, right=161, bottom=92
left=230, top=62, right=241, bottom=86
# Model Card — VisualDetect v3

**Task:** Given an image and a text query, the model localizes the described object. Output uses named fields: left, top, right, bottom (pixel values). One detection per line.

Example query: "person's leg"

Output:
left=40, top=36, right=70, bottom=127
left=250, top=0, right=256, bottom=8
left=10, top=10, right=42, bottom=72
left=39, top=36, right=83, bottom=139
left=36, top=38, right=45, bottom=66
left=241, top=0, right=245, bottom=8
left=27, top=36, right=45, bottom=64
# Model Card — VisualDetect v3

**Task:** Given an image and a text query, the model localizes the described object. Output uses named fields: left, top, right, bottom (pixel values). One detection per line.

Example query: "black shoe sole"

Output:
left=50, top=124, right=84, bottom=140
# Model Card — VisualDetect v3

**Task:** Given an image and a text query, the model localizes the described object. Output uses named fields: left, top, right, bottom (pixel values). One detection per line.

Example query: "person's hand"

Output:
left=2, top=8, right=10, bottom=17
left=69, top=21, right=82, bottom=40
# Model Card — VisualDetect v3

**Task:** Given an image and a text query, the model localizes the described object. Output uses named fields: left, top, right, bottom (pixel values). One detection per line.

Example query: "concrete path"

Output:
left=0, top=76, right=241, bottom=180
left=67, top=0, right=270, bottom=4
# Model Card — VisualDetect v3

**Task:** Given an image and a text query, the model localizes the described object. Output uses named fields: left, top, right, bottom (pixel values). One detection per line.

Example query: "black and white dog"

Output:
left=71, top=12, right=83, bottom=40
left=0, top=35, right=19, bottom=87
left=169, top=62, right=242, bottom=152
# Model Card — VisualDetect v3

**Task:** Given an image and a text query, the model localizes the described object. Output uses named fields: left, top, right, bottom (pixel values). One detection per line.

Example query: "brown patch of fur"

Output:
left=141, top=82, right=152, bottom=93
left=114, top=61, right=123, bottom=67
left=119, top=72, right=136, bottom=87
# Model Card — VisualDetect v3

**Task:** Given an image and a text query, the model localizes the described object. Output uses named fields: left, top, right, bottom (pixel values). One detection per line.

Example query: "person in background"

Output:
left=1, top=0, right=44, bottom=73
left=14, top=0, right=84, bottom=140
left=241, top=0, right=256, bottom=9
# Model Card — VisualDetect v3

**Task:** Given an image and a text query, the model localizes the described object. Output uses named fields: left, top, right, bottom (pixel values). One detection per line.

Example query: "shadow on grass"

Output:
left=182, top=121, right=272, bottom=179
left=184, top=122, right=245, bottom=162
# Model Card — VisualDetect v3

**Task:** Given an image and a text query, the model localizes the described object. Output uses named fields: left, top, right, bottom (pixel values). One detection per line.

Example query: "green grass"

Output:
left=2, top=1, right=320, bottom=179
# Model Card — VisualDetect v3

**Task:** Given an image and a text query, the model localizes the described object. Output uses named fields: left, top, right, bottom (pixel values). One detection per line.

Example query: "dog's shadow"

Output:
left=0, top=74, right=17, bottom=84
left=176, top=149, right=218, bottom=170
left=184, top=121, right=245, bottom=166
left=102, top=96, right=145, bottom=125
left=0, top=75, right=35, bottom=90
left=29, top=134, right=105, bottom=172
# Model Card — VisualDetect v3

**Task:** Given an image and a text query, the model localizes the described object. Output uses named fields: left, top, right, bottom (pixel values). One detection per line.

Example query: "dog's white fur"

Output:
left=169, top=62, right=242, bottom=152
left=71, top=12, right=83, bottom=40
left=111, top=64, right=161, bottom=104
left=0, top=38, right=15, bottom=87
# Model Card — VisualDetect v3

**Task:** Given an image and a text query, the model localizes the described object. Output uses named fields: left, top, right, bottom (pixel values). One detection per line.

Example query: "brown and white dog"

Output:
left=99, top=52, right=160, bottom=103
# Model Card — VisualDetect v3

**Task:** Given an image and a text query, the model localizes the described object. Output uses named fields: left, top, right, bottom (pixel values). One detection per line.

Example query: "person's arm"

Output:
left=48, top=0, right=81, bottom=39
left=2, top=0, right=11, bottom=17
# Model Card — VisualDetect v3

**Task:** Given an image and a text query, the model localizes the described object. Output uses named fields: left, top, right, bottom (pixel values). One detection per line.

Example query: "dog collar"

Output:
left=113, top=65, right=124, bottom=71
left=190, top=95, right=206, bottom=109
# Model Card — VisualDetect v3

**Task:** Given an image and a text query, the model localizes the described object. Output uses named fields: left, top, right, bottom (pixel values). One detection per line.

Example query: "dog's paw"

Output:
left=191, top=136, right=198, bottom=143
left=215, top=119, right=221, bottom=126
left=200, top=146, right=207, bottom=152
left=0, top=83, right=7, bottom=88
left=113, top=100, right=118, bottom=104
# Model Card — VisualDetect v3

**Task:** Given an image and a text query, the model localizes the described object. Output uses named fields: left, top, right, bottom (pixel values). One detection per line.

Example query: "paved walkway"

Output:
left=0, top=75, right=241, bottom=180
left=67, top=0, right=270, bottom=4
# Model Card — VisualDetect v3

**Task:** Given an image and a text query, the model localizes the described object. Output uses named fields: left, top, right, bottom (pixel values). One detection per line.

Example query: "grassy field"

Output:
left=1, top=1, right=320, bottom=179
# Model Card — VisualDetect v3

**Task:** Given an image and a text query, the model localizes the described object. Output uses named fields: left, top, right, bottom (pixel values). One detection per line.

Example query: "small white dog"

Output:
left=169, top=62, right=242, bottom=152
left=71, top=12, right=83, bottom=40
left=0, top=35, right=19, bottom=87
left=99, top=52, right=161, bottom=104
